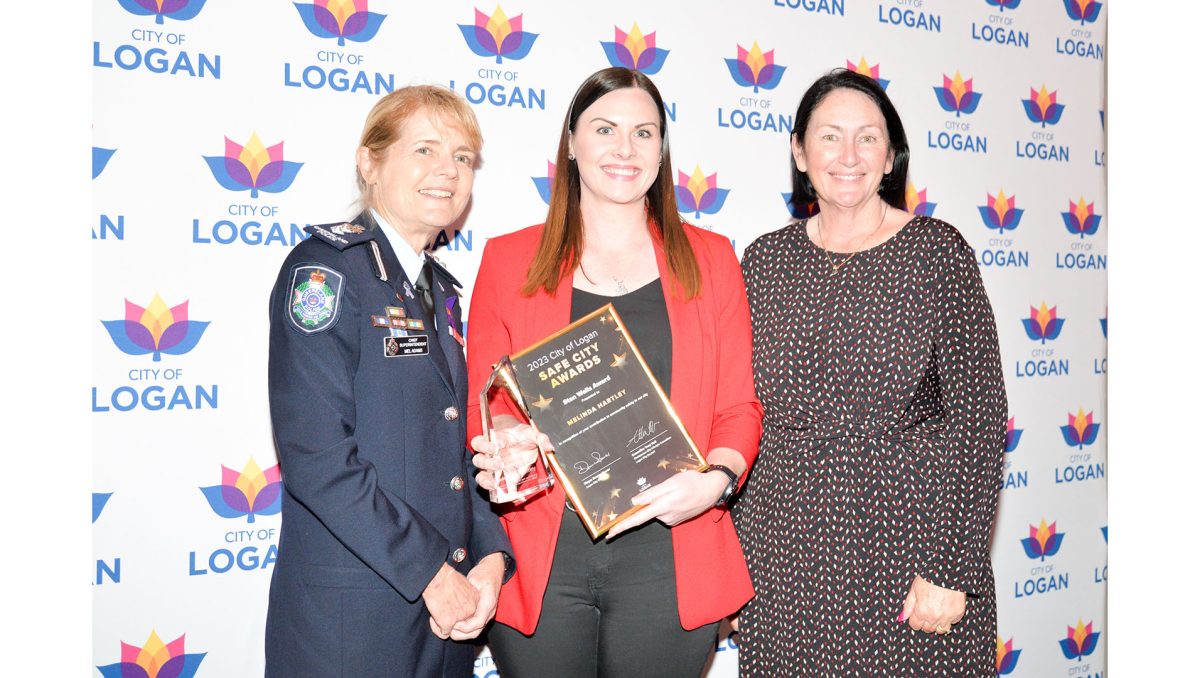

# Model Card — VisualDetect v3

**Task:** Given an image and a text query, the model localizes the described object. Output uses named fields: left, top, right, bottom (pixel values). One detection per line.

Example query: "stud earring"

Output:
left=568, top=153, right=576, bottom=161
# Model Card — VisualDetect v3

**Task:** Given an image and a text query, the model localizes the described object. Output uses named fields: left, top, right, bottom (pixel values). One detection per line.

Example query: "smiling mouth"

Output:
left=602, top=166, right=641, bottom=179
left=830, top=173, right=864, bottom=181
left=418, top=189, right=453, bottom=198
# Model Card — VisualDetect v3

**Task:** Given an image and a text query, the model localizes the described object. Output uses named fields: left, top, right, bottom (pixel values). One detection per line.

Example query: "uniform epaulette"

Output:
left=427, top=254, right=463, bottom=289
left=305, top=222, right=375, bottom=251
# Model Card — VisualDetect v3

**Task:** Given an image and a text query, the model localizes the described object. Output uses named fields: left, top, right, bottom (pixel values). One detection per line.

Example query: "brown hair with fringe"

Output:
left=521, top=67, right=700, bottom=299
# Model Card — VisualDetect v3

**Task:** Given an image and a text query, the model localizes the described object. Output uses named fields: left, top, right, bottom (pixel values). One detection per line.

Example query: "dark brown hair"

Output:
left=521, top=67, right=700, bottom=299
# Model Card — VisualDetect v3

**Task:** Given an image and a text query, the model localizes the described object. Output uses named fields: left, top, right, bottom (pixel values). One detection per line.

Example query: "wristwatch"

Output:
left=704, top=464, right=740, bottom=508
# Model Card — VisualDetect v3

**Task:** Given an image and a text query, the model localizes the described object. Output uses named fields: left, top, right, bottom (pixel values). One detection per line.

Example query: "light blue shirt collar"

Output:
left=370, top=208, right=425, bottom=287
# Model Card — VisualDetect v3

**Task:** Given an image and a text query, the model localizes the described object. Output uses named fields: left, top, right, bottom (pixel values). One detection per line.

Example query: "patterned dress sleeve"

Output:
left=918, top=227, right=1007, bottom=597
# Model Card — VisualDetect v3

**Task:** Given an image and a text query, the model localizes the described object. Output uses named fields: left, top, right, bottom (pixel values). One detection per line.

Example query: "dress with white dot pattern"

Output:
left=733, top=216, right=1007, bottom=677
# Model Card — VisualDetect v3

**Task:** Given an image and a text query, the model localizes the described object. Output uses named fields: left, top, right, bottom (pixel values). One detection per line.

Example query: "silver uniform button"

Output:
left=443, top=406, right=459, bottom=421
left=451, top=548, right=467, bottom=563
left=450, top=475, right=465, bottom=491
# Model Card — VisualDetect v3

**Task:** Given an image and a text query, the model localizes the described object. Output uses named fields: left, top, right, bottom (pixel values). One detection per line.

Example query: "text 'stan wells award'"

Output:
left=479, top=304, right=708, bottom=538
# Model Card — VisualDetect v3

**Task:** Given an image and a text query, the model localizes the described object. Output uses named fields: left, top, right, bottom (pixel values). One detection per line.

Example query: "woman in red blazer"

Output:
left=465, top=67, right=762, bottom=677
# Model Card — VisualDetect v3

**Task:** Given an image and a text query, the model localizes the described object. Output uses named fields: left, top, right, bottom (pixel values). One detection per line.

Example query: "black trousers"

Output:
left=486, top=510, right=718, bottom=678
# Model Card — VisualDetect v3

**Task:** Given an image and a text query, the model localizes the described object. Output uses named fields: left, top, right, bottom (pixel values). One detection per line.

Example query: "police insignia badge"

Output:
left=288, top=265, right=345, bottom=334
left=330, top=223, right=365, bottom=235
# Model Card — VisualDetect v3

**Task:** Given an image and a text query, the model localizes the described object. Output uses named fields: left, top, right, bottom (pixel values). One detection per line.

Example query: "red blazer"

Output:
left=466, top=223, right=763, bottom=633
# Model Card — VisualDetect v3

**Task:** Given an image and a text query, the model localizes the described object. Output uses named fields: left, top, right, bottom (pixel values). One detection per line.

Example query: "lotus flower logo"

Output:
left=1060, top=408, right=1100, bottom=449
left=978, top=189, right=1024, bottom=234
left=199, top=458, right=283, bottom=524
left=1101, top=526, right=1108, bottom=542
left=102, top=294, right=210, bottom=362
left=1023, top=85, right=1065, bottom=127
left=203, top=133, right=303, bottom=199
left=458, top=5, right=538, bottom=64
left=93, top=492, right=113, bottom=523
left=905, top=184, right=937, bottom=217
left=293, top=0, right=386, bottom=46
left=782, top=193, right=820, bottom=220
left=725, top=42, right=786, bottom=93
left=1005, top=417, right=1023, bottom=453
left=96, top=630, right=206, bottom=678
left=532, top=160, right=555, bottom=205
left=996, top=636, right=1022, bottom=675
left=847, top=57, right=889, bottom=90
left=1100, top=312, right=1107, bottom=338
left=1022, top=302, right=1065, bottom=343
left=601, top=22, right=669, bottom=74
left=1063, top=0, right=1102, bottom=25
left=1061, top=197, right=1101, bottom=238
left=987, top=0, right=1021, bottom=10
left=93, top=147, right=116, bottom=180
left=117, top=0, right=207, bottom=25
left=934, top=71, right=982, bottom=117
left=675, top=166, right=730, bottom=219
left=1021, top=519, right=1065, bottom=560
left=1059, top=619, right=1100, bottom=661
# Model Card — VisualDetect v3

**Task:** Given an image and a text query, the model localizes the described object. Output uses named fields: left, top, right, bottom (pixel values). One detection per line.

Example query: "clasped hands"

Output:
left=421, top=552, right=506, bottom=641
left=900, top=574, right=966, bottom=635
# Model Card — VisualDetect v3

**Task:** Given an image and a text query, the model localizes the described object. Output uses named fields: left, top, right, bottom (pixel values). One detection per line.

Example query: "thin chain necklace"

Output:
left=578, top=258, right=629, bottom=295
left=814, top=204, right=890, bottom=273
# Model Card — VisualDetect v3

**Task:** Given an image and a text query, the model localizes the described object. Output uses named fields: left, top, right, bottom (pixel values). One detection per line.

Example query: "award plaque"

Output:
left=479, top=304, right=708, bottom=538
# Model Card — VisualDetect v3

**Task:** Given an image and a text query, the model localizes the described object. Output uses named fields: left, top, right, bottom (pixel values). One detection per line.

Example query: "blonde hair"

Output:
left=356, top=85, right=483, bottom=210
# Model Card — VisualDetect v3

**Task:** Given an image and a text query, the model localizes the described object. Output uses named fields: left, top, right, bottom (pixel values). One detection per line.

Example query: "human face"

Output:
left=356, top=108, right=477, bottom=251
left=793, top=88, right=894, bottom=212
left=568, top=87, right=663, bottom=210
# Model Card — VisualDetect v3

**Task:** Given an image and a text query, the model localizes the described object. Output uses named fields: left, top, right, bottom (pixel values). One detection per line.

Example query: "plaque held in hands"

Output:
left=478, top=304, right=708, bottom=538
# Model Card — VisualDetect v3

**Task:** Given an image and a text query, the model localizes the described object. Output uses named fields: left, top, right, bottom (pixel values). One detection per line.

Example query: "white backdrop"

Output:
left=92, top=1, right=1107, bottom=675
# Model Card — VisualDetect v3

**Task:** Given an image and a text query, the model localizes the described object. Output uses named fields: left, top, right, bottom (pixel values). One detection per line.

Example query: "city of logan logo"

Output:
left=675, top=166, right=730, bottom=219
left=987, top=0, right=1022, bottom=10
left=1022, top=303, right=1065, bottom=343
left=1060, top=409, right=1100, bottom=449
left=532, top=160, right=555, bottom=204
left=1004, top=416, right=1023, bottom=452
left=1063, top=0, right=1103, bottom=25
left=847, top=57, right=889, bottom=90
left=1022, top=85, right=1065, bottom=127
left=293, top=0, right=387, bottom=46
left=458, top=5, right=538, bottom=64
left=600, top=22, right=669, bottom=74
left=93, top=147, right=116, bottom=180
left=905, top=183, right=936, bottom=216
left=933, top=71, right=982, bottom=117
left=979, top=189, right=1023, bottom=234
left=203, top=133, right=303, bottom=199
left=725, top=42, right=786, bottom=93
left=102, top=294, right=210, bottom=362
left=996, top=636, right=1022, bottom=675
left=1062, top=197, right=1102, bottom=238
left=117, top=0, right=207, bottom=24
left=199, top=458, right=283, bottom=523
left=1021, top=519, right=1065, bottom=561
left=96, top=630, right=206, bottom=678
left=1059, top=619, right=1100, bottom=661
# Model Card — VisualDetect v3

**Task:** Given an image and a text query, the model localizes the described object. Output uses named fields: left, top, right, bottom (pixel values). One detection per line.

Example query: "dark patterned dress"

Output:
left=732, top=216, right=1006, bottom=677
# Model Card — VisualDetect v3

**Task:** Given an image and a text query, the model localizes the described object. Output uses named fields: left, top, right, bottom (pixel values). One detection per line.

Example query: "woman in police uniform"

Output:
left=265, top=85, right=512, bottom=677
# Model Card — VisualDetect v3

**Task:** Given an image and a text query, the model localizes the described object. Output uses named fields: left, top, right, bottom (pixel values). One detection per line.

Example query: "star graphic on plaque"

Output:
left=532, top=393, right=553, bottom=410
left=611, top=487, right=621, bottom=498
left=611, top=352, right=627, bottom=368
left=608, top=512, right=618, bottom=521
left=657, top=458, right=671, bottom=469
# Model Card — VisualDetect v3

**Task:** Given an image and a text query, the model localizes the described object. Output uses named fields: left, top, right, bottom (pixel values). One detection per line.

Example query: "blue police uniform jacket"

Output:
left=265, top=212, right=512, bottom=678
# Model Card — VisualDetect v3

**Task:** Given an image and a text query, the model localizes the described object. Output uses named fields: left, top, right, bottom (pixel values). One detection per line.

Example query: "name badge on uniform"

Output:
left=384, top=335, right=428, bottom=357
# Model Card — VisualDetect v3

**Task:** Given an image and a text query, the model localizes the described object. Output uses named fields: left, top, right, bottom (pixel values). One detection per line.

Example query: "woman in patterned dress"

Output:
left=733, top=69, right=1007, bottom=676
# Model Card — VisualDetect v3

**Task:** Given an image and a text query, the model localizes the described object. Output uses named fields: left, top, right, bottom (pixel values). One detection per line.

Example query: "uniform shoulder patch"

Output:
left=287, top=264, right=345, bottom=334
left=305, top=222, right=374, bottom=251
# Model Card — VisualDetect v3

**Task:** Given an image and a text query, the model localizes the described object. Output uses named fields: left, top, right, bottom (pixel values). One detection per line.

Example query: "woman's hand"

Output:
left=469, top=417, right=552, bottom=494
left=900, top=575, right=966, bottom=634
left=605, top=469, right=729, bottom=538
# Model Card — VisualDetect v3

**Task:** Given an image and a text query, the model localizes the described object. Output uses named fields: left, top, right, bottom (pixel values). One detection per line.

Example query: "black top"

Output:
left=571, top=279, right=673, bottom=398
